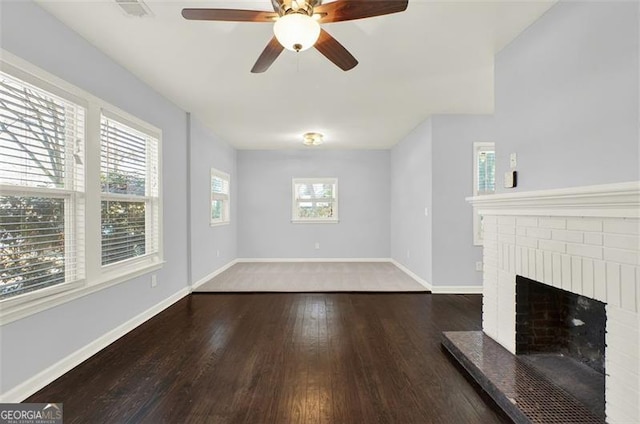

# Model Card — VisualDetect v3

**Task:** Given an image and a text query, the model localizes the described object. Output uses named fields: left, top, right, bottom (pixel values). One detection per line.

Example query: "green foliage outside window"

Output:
left=0, top=196, right=65, bottom=299
left=101, top=200, right=146, bottom=266
left=211, top=199, right=223, bottom=221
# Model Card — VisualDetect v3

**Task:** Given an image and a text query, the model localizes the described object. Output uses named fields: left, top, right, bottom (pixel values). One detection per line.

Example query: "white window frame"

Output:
left=0, top=50, right=163, bottom=325
left=100, top=110, right=161, bottom=268
left=210, top=168, right=230, bottom=226
left=291, top=178, right=339, bottom=224
left=473, top=142, right=495, bottom=246
left=0, top=65, right=87, bottom=306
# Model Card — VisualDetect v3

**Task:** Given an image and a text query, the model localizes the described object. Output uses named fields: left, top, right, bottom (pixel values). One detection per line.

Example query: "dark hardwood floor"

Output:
left=28, top=293, right=509, bottom=423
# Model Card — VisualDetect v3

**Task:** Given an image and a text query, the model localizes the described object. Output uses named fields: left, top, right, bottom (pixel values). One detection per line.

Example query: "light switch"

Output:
left=510, top=153, right=517, bottom=169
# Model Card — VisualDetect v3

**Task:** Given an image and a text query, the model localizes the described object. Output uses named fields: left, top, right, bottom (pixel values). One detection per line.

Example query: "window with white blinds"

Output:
left=476, top=147, right=496, bottom=195
left=473, top=142, right=496, bottom=245
left=0, top=54, right=163, bottom=321
left=210, top=168, right=230, bottom=225
left=292, top=178, right=338, bottom=223
left=0, top=70, right=85, bottom=299
left=100, top=114, right=159, bottom=266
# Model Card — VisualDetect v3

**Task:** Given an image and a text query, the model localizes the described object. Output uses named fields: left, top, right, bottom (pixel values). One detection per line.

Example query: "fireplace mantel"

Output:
left=467, top=181, right=640, bottom=218
left=466, top=180, right=640, bottom=424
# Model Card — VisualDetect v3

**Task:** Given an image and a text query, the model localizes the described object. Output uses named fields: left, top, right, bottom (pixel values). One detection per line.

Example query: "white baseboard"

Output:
left=389, top=260, right=483, bottom=294
left=191, top=259, right=238, bottom=291
left=0, top=287, right=189, bottom=403
left=431, top=285, right=483, bottom=294
left=236, top=257, right=392, bottom=263
left=390, top=260, right=433, bottom=291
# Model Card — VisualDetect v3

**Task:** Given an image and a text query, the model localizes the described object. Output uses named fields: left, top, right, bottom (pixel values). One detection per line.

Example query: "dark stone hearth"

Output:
left=442, top=331, right=604, bottom=424
left=520, top=353, right=605, bottom=419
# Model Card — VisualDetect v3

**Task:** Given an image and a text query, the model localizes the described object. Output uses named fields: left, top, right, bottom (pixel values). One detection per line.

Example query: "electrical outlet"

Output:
left=315, top=242, right=320, bottom=249
left=216, top=249, right=220, bottom=257
left=151, top=274, right=158, bottom=287
left=475, top=262, right=483, bottom=272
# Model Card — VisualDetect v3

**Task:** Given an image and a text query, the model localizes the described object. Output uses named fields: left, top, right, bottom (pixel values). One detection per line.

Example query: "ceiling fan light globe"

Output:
left=274, top=13, right=321, bottom=52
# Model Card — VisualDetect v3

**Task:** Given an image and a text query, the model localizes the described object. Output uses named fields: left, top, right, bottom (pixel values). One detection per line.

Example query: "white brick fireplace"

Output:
left=468, top=182, right=640, bottom=424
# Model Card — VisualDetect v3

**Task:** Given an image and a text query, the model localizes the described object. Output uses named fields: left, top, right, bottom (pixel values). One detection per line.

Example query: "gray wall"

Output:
left=190, top=117, right=237, bottom=283
left=495, top=0, right=639, bottom=192
left=0, top=1, right=188, bottom=394
left=432, top=115, right=494, bottom=287
left=390, top=119, right=433, bottom=283
left=390, top=115, right=494, bottom=288
left=237, top=150, right=390, bottom=259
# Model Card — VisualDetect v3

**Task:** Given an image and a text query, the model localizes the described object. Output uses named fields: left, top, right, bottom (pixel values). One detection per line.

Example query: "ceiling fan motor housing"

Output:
left=273, top=0, right=322, bottom=17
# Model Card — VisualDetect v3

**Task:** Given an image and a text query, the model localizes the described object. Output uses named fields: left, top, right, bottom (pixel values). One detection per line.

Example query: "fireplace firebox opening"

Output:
left=515, top=275, right=606, bottom=372
left=515, top=275, right=606, bottom=419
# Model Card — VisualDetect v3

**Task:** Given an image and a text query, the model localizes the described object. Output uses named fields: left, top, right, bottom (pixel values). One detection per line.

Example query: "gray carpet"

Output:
left=194, top=262, right=428, bottom=292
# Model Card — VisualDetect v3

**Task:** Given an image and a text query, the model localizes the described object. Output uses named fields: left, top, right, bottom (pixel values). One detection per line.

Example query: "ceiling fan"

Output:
left=182, top=0, right=408, bottom=73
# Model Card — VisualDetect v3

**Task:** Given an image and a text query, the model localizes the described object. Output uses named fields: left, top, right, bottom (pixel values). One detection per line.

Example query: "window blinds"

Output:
left=0, top=71, right=85, bottom=299
left=477, top=150, right=496, bottom=194
left=295, top=182, right=334, bottom=201
left=211, top=175, right=229, bottom=196
left=100, top=115, right=158, bottom=266
left=0, top=72, right=84, bottom=190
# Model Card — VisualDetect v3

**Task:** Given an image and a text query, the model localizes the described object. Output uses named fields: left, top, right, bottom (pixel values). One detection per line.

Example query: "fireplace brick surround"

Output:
left=468, top=182, right=640, bottom=424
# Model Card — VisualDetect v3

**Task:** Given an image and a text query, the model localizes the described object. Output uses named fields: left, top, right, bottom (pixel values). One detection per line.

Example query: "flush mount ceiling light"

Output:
left=273, top=13, right=321, bottom=52
left=303, top=132, right=323, bottom=146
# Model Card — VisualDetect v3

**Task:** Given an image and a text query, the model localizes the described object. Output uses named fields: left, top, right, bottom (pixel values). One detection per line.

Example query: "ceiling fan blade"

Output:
left=314, top=29, right=358, bottom=71
left=251, top=37, right=285, bottom=73
left=182, top=8, right=278, bottom=22
left=315, top=0, right=408, bottom=24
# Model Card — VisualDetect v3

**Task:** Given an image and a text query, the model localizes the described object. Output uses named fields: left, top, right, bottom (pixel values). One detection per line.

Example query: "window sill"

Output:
left=0, top=261, right=165, bottom=325
left=291, top=219, right=340, bottom=224
left=210, top=221, right=230, bottom=227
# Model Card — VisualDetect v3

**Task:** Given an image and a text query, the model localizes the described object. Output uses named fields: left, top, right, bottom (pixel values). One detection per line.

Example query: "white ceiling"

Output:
left=36, top=0, right=556, bottom=149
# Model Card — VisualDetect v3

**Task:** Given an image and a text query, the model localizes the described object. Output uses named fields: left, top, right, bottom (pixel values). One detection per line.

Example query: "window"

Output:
left=292, top=178, right=338, bottom=223
left=0, top=53, right=163, bottom=323
left=0, top=70, right=85, bottom=299
left=473, top=142, right=495, bottom=245
left=210, top=168, right=230, bottom=225
left=100, top=114, right=159, bottom=266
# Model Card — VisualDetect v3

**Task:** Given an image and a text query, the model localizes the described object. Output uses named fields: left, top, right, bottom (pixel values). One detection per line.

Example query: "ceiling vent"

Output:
left=115, top=0, right=152, bottom=17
